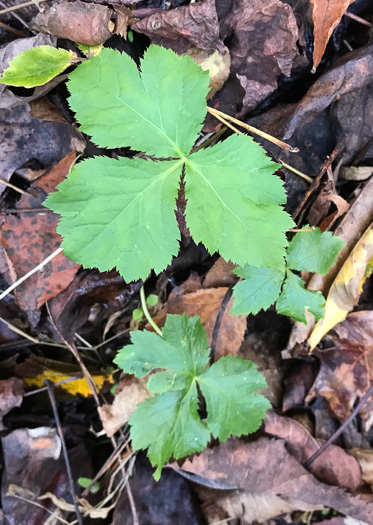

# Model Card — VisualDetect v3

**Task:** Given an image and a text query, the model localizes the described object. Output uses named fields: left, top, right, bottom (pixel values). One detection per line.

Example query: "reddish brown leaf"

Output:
left=310, top=0, right=356, bottom=70
left=152, top=274, right=246, bottom=359
left=177, top=437, right=373, bottom=523
left=0, top=154, right=80, bottom=316
left=264, top=410, right=363, bottom=490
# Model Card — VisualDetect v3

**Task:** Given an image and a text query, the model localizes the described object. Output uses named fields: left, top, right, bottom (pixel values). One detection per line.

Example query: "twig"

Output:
left=0, top=247, right=63, bottom=302
left=0, top=177, right=28, bottom=195
left=140, top=285, right=162, bottom=336
left=45, top=380, right=83, bottom=525
left=344, top=11, right=373, bottom=28
left=0, top=21, right=26, bottom=36
left=304, top=382, right=373, bottom=468
left=0, top=0, right=47, bottom=15
left=210, top=284, right=235, bottom=364
left=24, top=375, right=84, bottom=397
left=280, top=160, right=313, bottom=184
left=207, top=106, right=299, bottom=153
left=0, top=315, right=39, bottom=343
left=126, top=482, right=139, bottom=525
left=0, top=0, right=34, bottom=32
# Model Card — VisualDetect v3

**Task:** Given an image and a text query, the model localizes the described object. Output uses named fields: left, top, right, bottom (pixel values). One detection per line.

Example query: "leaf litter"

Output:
left=0, top=0, right=373, bottom=523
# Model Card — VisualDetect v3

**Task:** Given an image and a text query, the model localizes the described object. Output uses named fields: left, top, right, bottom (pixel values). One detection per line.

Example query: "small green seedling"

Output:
left=77, top=477, right=100, bottom=494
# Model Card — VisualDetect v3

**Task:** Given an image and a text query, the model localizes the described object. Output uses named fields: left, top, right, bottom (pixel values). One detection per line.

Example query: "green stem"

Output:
left=140, top=285, right=162, bottom=337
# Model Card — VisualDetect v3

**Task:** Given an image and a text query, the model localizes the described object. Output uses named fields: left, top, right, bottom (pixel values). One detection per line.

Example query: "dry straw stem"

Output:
left=0, top=0, right=47, bottom=15
left=207, top=106, right=299, bottom=153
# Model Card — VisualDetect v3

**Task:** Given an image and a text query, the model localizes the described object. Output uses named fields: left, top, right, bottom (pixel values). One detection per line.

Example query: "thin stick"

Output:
left=0, top=316, right=39, bottom=343
left=140, top=285, right=162, bottom=336
left=126, top=483, right=139, bottom=525
left=0, top=247, right=63, bottom=302
left=24, top=375, right=84, bottom=397
left=207, top=106, right=299, bottom=153
left=0, top=0, right=47, bottom=15
left=0, top=177, right=28, bottom=195
left=304, top=382, right=373, bottom=468
left=208, top=110, right=243, bottom=136
left=280, top=160, right=313, bottom=184
left=0, top=21, right=26, bottom=37
left=210, top=285, right=235, bottom=364
left=344, top=11, right=373, bottom=28
left=46, top=380, right=83, bottom=525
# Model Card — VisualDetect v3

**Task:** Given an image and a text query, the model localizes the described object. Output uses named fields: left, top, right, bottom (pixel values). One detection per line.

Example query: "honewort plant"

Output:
left=0, top=44, right=345, bottom=477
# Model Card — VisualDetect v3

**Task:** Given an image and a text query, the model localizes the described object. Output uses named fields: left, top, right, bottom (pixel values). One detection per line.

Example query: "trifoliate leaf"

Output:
left=198, top=355, right=271, bottom=441
left=231, top=265, right=285, bottom=315
left=115, top=313, right=270, bottom=478
left=45, top=156, right=182, bottom=282
left=287, top=226, right=345, bottom=274
left=68, top=45, right=210, bottom=156
left=0, top=46, right=76, bottom=88
left=185, top=135, right=294, bottom=269
left=276, top=270, right=325, bottom=324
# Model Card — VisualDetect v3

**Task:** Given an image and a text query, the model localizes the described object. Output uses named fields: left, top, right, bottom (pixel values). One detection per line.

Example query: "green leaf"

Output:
left=132, top=308, right=143, bottom=321
left=115, top=313, right=270, bottom=478
left=185, top=135, right=294, bottom=269
left=276, top=270, right=325, bottom=323
left=231, top=265, right=285, bottom=315
left=286, top=226, right=345, bottom=274
left=45, top=156, right=182, bottom=282
left=68, top=45, right=210, bottom=156
left=0, top=46, right=76, bottom=88
left=77, top=43, right=103, bottom=58
left=198, top=355, right=271, bottom=441
left=146, top=294, right=158, bottom=307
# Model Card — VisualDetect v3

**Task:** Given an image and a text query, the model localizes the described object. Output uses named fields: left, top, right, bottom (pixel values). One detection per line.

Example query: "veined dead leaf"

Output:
left=310, top=0, right=356, bottom=71
left=308, top=224, right=373, bottom=350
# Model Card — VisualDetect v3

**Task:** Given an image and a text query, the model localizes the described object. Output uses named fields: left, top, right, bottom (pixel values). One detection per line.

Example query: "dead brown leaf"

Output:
left=98, top=376, right=151, bottom=437
left=264, top=410, right=363, bottom=490
left=152, top=274, right=246, bottom=360
left=133, top=0, right=225, bottom=55
left=177, top=437, right=373, bottom=523
left=0, top=103, right=85, bottom=189
left=0, top=154, right=80, bottom=320
left=32, top=1, right=114, bottom=45
left=0, top=377, right=24, bottom=430
left=310, top=0, right=356, bottom=70
left=349, top=448, right=373, bottom=492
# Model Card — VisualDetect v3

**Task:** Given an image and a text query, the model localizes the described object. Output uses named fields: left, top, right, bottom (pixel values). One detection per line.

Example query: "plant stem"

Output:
left=140, top=285, right=162, bottom=336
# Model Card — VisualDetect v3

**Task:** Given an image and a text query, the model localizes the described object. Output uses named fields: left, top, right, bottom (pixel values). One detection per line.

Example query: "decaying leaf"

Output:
left=186, top=47, right=231, bottom=99
left=264, top=410, right=363, bottom=490
left=307, top=312, right=373, bottom=427
left=32, top=1, right=114, bottom=45
left=349, top=448, right=373, bottom=491
left=177, top=437, right=373, bottom=523
left=0, top=378, right=24, bottom=430
left=310, top=0, right=356, bottom=70
left=0, top=154, right=81, bottom=320
left=308, top=224, right=373, bottom=350
left=98, top=376, right=151, bottom=437
left=152, top=274, right=246, bottom=360
left=16, top=355, right=113, bottom=397
left=133, top=0, right=225, bottom=55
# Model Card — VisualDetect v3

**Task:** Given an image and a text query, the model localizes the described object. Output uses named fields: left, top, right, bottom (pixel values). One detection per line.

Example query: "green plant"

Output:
left=114, top=313, right=270, bottom=479
left=231, top=226, right=345, bottom=323
left=0, top=44, right=345, bottom=477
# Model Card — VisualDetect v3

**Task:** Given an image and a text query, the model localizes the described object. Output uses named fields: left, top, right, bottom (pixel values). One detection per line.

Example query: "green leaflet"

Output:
left=286, top=226, right=346, bottom=274
left=231, top=265, right=285, bottom=315
left=0, top=46, right=76, bottom=88
left=45, top=156, right=182, bottom=282
left=114, top=314, right=270, bottom=479
left=185, top=135, right=294, bottom=270
left=44, top=44, right=295, bottom=282
left=68, top=45, right=210, bottom=156
left=276, top=270, right=325, bottom=323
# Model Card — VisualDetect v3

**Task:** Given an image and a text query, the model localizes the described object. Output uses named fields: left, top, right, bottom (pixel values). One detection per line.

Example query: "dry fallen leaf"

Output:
left=0, top=378, right=24, bottom=431
left=0, top=154, right=81, bottom=321
left=32, top=1, right=114, bottom=45
left=177, top=437, right=373, bottom=523
left=310, top=0, right=356, bottom=70
left=98, top=376, right=151, bottom=437
left=186, top=48, right=231, bottom=99
left=308, top=224, right=373, bottom=350
left=349, top=448, right=373, bottom=492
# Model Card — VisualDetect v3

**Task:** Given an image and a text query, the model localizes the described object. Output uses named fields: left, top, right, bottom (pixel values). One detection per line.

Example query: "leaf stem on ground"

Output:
left=140, top=285, right=162, bottom=336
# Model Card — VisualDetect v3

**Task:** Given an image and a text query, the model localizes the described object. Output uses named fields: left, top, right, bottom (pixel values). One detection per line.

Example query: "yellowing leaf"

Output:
left=20, top=357, right=113, bottom=397
left=308, top=224, right=373, bottom=350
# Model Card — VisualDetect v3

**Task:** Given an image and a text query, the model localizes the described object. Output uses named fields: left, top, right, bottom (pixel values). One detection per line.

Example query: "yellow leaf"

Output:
left=19, top=356, right=113, bottom=397
left=308, top=224, right=373, bottom=350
